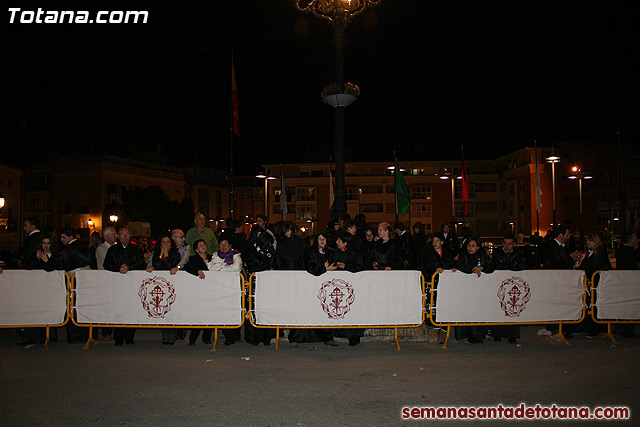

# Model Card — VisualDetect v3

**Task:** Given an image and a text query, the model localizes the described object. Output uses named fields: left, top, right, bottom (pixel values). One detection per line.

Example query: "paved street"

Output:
left=1, top=326, right=638, bottom=426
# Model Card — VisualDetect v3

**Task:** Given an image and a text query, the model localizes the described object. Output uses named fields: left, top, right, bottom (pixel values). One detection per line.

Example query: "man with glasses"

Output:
left=169, top=229, right=191, bottom=274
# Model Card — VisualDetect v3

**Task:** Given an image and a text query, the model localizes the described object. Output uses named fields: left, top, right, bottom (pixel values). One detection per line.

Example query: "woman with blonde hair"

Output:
left=368, top=222, right=401, bottom=270
left=578, top=233, right=611, bottom=278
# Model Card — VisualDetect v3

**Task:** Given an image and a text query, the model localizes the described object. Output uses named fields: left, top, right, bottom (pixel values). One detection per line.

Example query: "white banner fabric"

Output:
left=434, top=270, right=585, bottom=323
left=74, top=270, right=243, bottom=325
left=595, top=271, right=640, bottom=320
left=253, top=270, right=422, bottom=326
left=0, top=270, right=67, bottom=326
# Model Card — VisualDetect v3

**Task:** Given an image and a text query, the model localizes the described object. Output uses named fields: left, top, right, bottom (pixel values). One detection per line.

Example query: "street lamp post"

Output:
left=256, top=170, right=277, bottom=220
left=438, top=168, right=461, bottom=224
left=546, top=150, right=561, bottom=230
left=297, top=0, right=382, bottom=217
left=568, top=166, right=592, bottom=249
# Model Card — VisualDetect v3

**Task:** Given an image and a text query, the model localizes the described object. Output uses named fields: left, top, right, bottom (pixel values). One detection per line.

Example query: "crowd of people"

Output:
left=3, top=213, right=639, bottom=348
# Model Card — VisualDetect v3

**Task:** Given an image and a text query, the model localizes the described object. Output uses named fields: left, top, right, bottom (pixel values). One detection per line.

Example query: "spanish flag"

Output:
left=232, top=60, right=240, bottom=137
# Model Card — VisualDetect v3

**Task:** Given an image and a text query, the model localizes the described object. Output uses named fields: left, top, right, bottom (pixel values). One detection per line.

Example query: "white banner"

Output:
left=253, top=270, right=423, bottom=326
left=595, top=271, right=640, bottom=320
left=434, top=270, right=585, bottom=323
left=74, top=270, right=243, bottom=326
left=0, top=270, right=67, bottom=326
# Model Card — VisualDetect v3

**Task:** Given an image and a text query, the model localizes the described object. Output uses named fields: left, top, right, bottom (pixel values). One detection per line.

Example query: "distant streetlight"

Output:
left=0, top=193, right=5, bottom=208
left=568, top=166, right=593, bottom=249
left=109, top=215, right=118, bottom=223
left=546, top=149, right=561, bottom=230
left=438, top=168, right=462, bottom=224
left=256, top=170, right=277, bottom=219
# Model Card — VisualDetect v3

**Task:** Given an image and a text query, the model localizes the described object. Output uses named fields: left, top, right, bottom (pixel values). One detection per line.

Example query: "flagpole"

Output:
left=229, top=49, right=235, bottom=219
left=535, top=140, right=539, bottom=234
left=394, top=151, right=399, bottom=224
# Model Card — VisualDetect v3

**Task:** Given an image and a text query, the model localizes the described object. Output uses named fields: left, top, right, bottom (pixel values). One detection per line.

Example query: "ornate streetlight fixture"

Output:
left=545, top=149, right=561, bottom=230
left=568, top=166, right=592, bottom=249
left=297, top=0, right=382, bottom=217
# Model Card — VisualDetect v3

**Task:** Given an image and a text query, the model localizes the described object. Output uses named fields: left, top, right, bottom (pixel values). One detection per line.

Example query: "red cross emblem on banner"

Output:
left=317, top=278, right=356, bottom=319
left=138, top=276, right=176, bottom=319
left=497, top=276, right=531, bottom=317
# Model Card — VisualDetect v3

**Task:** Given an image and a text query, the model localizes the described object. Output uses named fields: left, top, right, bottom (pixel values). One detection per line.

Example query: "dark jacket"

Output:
left=183, top=254, right=212, bottom=276
left=304, top=246, right=333, bottom=276
left=54, top=240, right=91, bottom=271
left=21, top=231, right=42, bottom=264
left=443, top=231, right=460, bottom=257
left=418, top=246, right=455, bottom=279
left=493, top=248, right=525, bottom=271
left=615, top=245, right=639, bottom=270
left=395, top=231, right=412, bottom=269
left=151, top=248, right=181, bottom=271
left=369, top=239, right=402, bottom=270
left=410, top=233, right=429, bottom=267
left=244, top=242, right=275, bottom=273
left=456, top=248, right=495, bottom=274
left=579, top=249, right=612, bottom=278
left=331, top=247, right=365, bottom=273
left=544, top=240, right=574, bottom=269
left=26, top=251, right=55, bottom=271
left=275, top=236, right=306, bottom=270
left=103, top=242, right=146, bottom=272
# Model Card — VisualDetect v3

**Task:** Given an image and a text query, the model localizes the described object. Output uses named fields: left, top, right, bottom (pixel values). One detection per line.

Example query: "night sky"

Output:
left=6, top=0, right=636, bottom=174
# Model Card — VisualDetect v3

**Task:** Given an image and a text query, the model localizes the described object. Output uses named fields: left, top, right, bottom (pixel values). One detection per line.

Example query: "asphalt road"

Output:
left=1, top=326, right=638, bottom=426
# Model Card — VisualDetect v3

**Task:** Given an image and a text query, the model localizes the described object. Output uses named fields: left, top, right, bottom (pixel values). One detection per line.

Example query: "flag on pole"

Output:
left=461, top=147, right=469, bottom=216
left=280, top=168, right=288, bottom=218
left=231, top=60, right=240, bottom=137
left=394, top=158, right=411, bottom=216
left=328, top=163, right=335, bottom=211
left=534, top=143, right=543, bottom=213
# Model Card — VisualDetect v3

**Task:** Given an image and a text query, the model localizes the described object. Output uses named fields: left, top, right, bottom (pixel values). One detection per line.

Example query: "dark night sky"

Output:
left=6, top=0, right=636, bottom=174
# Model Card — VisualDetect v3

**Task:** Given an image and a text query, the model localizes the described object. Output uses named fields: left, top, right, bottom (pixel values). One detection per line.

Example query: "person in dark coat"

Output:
left=369, top=222, right=402, bottom=270
left=452, top=236, right=495, bottom=343
left=275, top=221, right=306, bottom=271
left=20, top=234, right=57, bottom=346
left=290, top=232, right=340, bottom=346
left=543, top=226, right=580, bottom=270
left=54, top=228, right=92, bottom=272
left=183, top=239, right=214, bottom=345
left=331, top=232, right=366, bottom=346
left=20, top=217, right=42, bottom=268
left=344, top=220, right=363, bottom=253
left=418, top=232, right=454, bottom=280
left=360, top=226, right=376, bottom=266
left=441, top=222, right=460, bottom=258
left=491, top=234, right=524, bottom=344
left=575, top=233, right=612, bottom=337
left=410, top=222, right=429, bottom=269
left=103, top=227, right=146, bottom=346
left=243, top=229, right=277, bottom=345
left=393, top=222, right=412, bottom=269
left=146, top=234, right=181, bottom=345
left=614, top=231, right=639, bottom=337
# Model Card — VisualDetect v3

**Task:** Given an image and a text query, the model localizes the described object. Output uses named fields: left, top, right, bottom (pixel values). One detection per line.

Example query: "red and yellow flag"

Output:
left=232, top=61, right=240, bottom=137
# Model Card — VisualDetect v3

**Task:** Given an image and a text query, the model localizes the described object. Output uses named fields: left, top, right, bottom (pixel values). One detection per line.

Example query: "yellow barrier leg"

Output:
left=393, top=327, right=401, bottom=351
left=44, top=326, right=50, bottom=349
left=602, top=322, right=617, bottom=345
left=553, top=323, right=570, bottom=346
left=441, top=326, right=451, bottom=349
left=212, top=327, right=218, bottom=352
left=275, top=327, right=280, bottom=351
left=82, top=326, right=98, bottom=350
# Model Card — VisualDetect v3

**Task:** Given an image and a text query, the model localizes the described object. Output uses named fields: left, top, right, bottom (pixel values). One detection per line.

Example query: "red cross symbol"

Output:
left=151, top=285, right=165, bottom=313
left=330, top=287, right=344, bottom=311
left=507, top=285, right=521, bottom=310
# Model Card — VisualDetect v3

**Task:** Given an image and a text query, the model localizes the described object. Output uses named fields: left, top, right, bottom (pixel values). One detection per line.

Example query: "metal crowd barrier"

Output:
left=0, top=270, right=71, bottom=349
left=246, top=271, right=426, bottom=351
left=426, top=271, right=588, bottom=349
left=590, top=270, right=640, bottom=345
left=70, top=271, right=247, bottom=351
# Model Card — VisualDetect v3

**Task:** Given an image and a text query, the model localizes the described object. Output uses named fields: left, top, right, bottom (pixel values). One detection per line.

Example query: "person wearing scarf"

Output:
left=207, top=237, right=243, bottom=345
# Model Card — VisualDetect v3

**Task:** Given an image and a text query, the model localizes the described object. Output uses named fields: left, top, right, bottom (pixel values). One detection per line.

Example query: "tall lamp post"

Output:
left=256, top=170, right=277, bottom=220
left=545, top=150, right=561, bottom=230
left=438, top=168, right=461, bottom=224
left=568, top=166, right=592, bottom=249
left=297, top=0, right=382, bottom=217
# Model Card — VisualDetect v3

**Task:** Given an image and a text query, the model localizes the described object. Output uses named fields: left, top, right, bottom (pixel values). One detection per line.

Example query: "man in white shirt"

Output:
left=96, top=226, right=117, bottom=270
